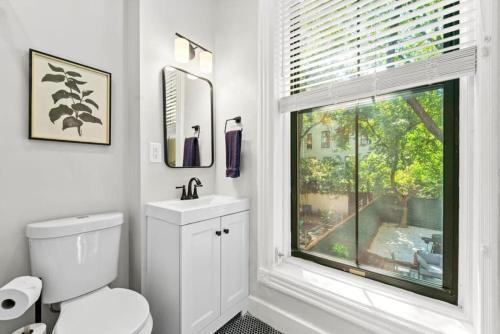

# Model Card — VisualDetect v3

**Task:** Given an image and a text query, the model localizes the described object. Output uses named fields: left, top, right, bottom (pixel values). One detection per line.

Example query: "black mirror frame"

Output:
left=162, top=66, right=214, bottom=168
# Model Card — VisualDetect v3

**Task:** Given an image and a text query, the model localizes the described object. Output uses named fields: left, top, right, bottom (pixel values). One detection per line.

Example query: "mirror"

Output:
left=162, top=66, right=214, bottom=168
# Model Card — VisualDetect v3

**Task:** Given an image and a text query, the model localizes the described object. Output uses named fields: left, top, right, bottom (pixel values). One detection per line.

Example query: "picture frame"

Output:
left=29, top=49, right=112, bottom=145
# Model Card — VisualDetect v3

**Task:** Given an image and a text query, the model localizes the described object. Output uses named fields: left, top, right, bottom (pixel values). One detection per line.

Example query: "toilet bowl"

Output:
left=53, top=287, right=152, bottom=334
left=26, top=213, right=153, bottom=334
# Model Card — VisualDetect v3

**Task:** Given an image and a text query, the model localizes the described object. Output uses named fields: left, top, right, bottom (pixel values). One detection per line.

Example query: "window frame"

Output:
left=290, top=79, right=460, bottom=304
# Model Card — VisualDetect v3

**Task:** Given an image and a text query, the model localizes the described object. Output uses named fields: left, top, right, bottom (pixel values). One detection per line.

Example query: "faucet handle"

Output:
left=176, top=185, right=187, bottom=200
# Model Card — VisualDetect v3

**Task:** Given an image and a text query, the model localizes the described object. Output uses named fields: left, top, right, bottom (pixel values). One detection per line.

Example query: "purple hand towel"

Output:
left=226, top=130, right=242, bottom=178
left=183, top=137, right=200, bottom=167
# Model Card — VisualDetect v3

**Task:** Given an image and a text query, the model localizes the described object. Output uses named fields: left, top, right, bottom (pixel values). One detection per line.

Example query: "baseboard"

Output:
left=248, top=295, right=330, bottom=334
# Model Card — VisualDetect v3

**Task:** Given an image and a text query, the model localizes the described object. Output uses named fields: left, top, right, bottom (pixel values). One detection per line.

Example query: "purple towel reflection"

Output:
left=226, top=130, right=241, bottom=178
left=183, top=137, right=200, bottom=167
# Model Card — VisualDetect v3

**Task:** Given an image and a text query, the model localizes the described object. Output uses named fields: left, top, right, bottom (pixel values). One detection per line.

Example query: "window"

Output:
left=291, top=81, right=459, bottom=304
left=321, top=131, right=331, bottom=148
left=306, top=133, right=313, bottom=149
left=360, top=135, right=370, bottom=146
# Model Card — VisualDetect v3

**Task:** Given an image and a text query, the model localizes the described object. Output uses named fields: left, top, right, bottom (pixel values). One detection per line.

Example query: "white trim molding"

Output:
left=258, top=260, right=473, bottom=334
left=472, top=0, right=500, bottom=333
left=248, top=296, right=329, bottom=334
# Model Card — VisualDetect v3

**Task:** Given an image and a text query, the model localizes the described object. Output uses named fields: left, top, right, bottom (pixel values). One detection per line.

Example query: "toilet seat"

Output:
left=53, top=288, right=151, bottom=334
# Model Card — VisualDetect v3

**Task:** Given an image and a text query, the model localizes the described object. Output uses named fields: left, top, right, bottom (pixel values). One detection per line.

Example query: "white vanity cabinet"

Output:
left=145, top=196, right=249, bottom=334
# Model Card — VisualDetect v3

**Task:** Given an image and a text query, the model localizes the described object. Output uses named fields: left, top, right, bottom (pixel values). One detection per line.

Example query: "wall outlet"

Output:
left=149, top=142, right=162, bottom=163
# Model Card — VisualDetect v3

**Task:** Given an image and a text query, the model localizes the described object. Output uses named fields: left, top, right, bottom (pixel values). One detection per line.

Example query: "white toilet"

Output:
left=26, top=212, right=153, bottom=334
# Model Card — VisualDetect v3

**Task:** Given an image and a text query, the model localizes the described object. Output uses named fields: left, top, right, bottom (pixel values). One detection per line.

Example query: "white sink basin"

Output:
left=146, top=195, right=250, bottom=225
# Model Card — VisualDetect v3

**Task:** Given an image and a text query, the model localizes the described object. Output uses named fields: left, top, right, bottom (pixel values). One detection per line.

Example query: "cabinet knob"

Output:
left=223, top=229, right=230, bottom=234
left=215, top=231, right=222, bottom=236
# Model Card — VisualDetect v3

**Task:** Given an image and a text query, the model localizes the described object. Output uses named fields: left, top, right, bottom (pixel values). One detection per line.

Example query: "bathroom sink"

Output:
left=146, top=195, right=250, bottom=225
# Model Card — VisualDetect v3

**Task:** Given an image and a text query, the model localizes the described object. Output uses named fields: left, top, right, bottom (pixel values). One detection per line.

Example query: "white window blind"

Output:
left=279, top=0, right=476, bottom=113
left=165, top=71, right=178, bottom=127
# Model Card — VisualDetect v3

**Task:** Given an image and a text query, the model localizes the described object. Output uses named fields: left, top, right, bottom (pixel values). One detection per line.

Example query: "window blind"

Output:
left=165, top=71, right=178, bottom=127
left=279, top=0, right=476, bottom=113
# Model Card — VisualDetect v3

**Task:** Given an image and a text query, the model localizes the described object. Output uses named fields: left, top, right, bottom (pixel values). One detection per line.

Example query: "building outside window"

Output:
left=321, top=131, right=331, bottom=148
left=306, top=133, right=313, bottom=150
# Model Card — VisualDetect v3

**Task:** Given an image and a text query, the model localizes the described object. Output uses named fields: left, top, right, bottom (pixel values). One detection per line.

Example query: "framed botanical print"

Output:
left=29, top=49, right=111, bottom=145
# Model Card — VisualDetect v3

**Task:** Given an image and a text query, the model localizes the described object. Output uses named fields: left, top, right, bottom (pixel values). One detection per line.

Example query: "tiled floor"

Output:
left=215, top=313, right=282, bottom=334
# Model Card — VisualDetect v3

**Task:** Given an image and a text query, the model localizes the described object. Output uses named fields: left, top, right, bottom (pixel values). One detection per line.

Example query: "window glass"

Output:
left=297, top=107, right=356, bottom=265
left=294, top=83, right=456, bottom=300
left=357, top=88, right=444, bottom=287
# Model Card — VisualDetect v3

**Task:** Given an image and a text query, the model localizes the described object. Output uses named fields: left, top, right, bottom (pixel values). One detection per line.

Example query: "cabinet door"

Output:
left=220, top=211, right=249, bottom=313
left=181, top=218, right=221, bottom=334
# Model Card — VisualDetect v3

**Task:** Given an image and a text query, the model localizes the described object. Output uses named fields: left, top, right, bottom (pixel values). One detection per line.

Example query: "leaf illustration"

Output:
left=52, top=90, right=80, bottom=104
left=72, top=103, right=92, bottom=113
left=79, top=112, right=102, bottom=125
left=82, top=90, right=93, bottom=97
left=66, top=71, right=82, bottom=77
left=49, top=104, right=74, bottom=123
left=41, top=74, right=65, bottom=83
left=68, top=78, right=87, bottom=85
left=84, top=98, right=99, bottom=109
left=65, top=81, right=80, bottom=93
left=48, top=63, right=65, bottom=73
left=62, top=116, right=83, bottom=130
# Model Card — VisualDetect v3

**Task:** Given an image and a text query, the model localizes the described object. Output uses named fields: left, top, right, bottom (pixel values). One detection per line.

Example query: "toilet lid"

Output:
left=54, top=288, right=150, bottom=334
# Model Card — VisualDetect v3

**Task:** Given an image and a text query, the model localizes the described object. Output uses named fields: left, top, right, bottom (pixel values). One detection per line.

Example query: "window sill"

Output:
left=258, top=257, right=473, bottom=334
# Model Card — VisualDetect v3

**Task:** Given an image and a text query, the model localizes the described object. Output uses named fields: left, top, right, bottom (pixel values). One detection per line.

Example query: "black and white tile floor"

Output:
left=215, top=313, right=282, bottom=334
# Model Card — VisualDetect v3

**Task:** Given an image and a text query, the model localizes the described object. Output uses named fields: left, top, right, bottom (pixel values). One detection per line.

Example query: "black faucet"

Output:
left=187, top=177, right=203, bottom=199
left=176, top=177, right=203, bottom=200
left=175, top=185, right=188, bottom=200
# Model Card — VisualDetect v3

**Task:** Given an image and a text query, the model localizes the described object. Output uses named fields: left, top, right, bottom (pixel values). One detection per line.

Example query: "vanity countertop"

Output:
left=146, top=195, right=250, bottom=225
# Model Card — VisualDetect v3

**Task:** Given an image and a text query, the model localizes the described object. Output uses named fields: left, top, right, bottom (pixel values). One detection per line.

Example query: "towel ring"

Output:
left=224, top=116, right=242, bottom=134
left=192, top=125, right=200, bottom=139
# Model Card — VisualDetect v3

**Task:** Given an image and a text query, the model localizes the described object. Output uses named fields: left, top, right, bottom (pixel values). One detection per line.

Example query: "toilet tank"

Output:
left=26, top=213, right=123, bottom=304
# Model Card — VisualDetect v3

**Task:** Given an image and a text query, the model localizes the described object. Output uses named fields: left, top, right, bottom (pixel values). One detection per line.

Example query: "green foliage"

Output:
left=298, top=88, right=444, bottom=209
left=42, top=63, right=101, bottom=136
left=330, top=243, right=349, bottom=258
left=358, top=89, right=444, bottom=201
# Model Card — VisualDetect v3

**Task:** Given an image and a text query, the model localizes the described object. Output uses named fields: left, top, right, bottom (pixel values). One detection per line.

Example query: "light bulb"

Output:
left=174, top=37, right=190, bottom=63
left=199, top=51, right=213, bottom=74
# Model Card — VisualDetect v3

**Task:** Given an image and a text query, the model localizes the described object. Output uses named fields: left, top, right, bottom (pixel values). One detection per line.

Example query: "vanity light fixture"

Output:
left=174, top=37, right=194, bottom=63
left=174, top=33, right=213, bottom=74
left=199, top=51, right=213, bottom=74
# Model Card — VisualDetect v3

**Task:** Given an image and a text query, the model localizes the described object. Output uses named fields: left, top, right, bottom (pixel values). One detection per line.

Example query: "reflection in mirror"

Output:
left=163, top=66, right=213, bottom=168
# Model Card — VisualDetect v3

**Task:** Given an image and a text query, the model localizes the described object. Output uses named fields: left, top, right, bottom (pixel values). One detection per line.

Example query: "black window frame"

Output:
left=290, top=80, right=459, bottom=304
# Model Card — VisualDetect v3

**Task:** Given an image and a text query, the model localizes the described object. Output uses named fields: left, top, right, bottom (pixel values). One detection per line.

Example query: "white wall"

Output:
left=212, top=0, right=372, bottom=333
left=133, top=0, right=216, bottom=291
left=0, top=0, right=129, bottom=333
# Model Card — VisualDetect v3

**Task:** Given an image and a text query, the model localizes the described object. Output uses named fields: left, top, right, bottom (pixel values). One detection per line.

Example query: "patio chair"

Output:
left=415, top=250, right=443, bottom=280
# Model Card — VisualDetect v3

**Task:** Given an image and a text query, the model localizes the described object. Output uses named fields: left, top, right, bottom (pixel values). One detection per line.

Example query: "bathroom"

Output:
left=0, top=0, right=499, bottom=333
